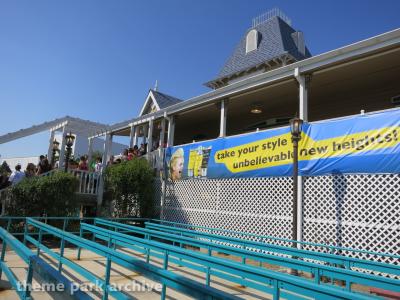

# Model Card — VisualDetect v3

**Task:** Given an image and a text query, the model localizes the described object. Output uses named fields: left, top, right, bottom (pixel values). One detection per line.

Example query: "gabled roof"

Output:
left=205, top=16, right=311, bottom=89
left=139, top=89, right=183, bottom=116
left=152, top=90, right=183, bottom=109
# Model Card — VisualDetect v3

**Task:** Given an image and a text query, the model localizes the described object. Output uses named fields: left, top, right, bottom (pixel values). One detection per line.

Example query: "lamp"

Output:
left=290, top=118, right=303, bottom=140
left=289, top=117, right=303, bottom=262
left=52, top=139, right=60, bottom=150
left=250, top=103, right=262, bottom=114
left=64, top=132, right=75, bottom=172
left=51, top=139, right=60, bottom=167
left=66, top=132, right=75, bottom=147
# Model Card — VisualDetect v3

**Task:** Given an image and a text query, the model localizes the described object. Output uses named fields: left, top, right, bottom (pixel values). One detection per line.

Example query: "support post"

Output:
left=97, top=133, right=112, bottom=210
left=159, top=118, right=166, bottom=148
left=143, top=123, right=149, bottom=144
left=58, top=126, right=67, bottom=170
left=167, top=116, right=175, bottom=147
left=133, top=126, right=139, bottom=146
left=87, top=137, right=94, bottom=169
left=294, top=68, right=310, bottom=247
left=101, top=133, right=112, bottom=168
left=129, top=124, right=135, bottom=148
left=295, top=68, right=309, bottom=123
left=147, top=120, right=153, bottom=153
left=47, top=130, right=55, bottom=162
left=219, top=99, right=227, bottom=137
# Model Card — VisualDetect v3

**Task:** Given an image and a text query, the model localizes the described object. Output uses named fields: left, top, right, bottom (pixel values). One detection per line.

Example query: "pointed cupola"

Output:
left=205, top=8, right=312, bottom=89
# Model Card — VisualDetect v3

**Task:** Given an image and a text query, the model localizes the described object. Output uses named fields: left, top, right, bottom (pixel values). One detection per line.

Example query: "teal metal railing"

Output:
left=24, top=217, right=241, bottom=300
left=148, top=219, right=400, bottom=263
left=2, top=216, right=398, bottom=299
left=82, top=220, right=381, bottom=300
left=0, top=226, right=34, bottom=299
left=0, top=216, right=149, bottom=238
left=144, top=222, right=400, bottom=277
left=92, top=219, right=399, bottom=297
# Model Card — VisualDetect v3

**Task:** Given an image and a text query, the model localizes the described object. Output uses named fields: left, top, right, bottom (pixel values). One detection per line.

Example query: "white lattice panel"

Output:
left=165, top=179, right=220, bottom=211
left=155, top=174, right=399, bottom=270
left=163, top=177, right=293, bottom=244
left=303, top=174, right=400, bottom=266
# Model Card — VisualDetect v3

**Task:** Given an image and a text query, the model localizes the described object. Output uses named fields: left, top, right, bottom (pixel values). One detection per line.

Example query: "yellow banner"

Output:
left=215, top=127, right=399, bottom=173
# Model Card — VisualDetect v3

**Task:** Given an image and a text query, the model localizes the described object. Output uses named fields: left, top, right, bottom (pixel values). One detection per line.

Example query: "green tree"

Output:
left=104, top=159, right=154, bottom=218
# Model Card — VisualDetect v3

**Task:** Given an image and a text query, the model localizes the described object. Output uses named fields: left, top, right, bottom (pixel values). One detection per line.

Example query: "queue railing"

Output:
left=144, top=222, right=400, bottom=277
left=25, top=218, right=241, bottom=300
left=92, top=219, right=400, bottom=297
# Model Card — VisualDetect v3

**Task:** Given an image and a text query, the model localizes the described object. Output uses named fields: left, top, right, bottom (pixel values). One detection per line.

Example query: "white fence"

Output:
left=67, top=169, right=100, bottom=195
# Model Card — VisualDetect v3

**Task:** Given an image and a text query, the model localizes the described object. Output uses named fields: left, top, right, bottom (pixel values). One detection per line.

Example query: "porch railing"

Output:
left=143, top=148, right=165, bottom=172
left=67, top=169, right=100, bottom=195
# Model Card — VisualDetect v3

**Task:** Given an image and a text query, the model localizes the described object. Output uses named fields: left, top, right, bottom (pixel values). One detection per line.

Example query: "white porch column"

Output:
left=133, top=126, right=139, bottom=146
left=294, top=68, right=310, bottom=246
left=129, top=124, right=135, bottom=148
left=159, top=118, right=166, bottom=148
left=87, top=137, right=94, bottom=168
left=295, top=68, right=309, bottom=122
left=97, top=132, right=112, bottom=209
left=143, top=123, right=149, bottom=144
left=219, top=99, right=228, bottom=137
left=167, top=116, right=175, bottom=147
left=101, top=133, right=112, bottom=170
left=47, top=129, right=55, bottom=162
left=147, top=119, right=154, bottom=153
left=58, top=126, right=67, bottom=170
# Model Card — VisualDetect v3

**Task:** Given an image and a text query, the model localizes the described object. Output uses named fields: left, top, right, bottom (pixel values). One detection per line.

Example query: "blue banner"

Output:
left=165, top=109, right=400, bottom=180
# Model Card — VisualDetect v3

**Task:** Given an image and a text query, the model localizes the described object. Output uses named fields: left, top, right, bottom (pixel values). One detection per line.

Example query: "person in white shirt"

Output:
left=8, top=164, right=25, bottom=185
left=95, top=157, right=102, bottom=173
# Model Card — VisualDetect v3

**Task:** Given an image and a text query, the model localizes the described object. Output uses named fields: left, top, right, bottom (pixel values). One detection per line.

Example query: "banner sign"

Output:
left=165, top=109, right=400, bottom=180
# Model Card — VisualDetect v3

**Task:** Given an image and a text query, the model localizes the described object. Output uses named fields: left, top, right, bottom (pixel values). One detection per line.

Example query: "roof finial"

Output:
left=154, top=80, right=158, bottom=91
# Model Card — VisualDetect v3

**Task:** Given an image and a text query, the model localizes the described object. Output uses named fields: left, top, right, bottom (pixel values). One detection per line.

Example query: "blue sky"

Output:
left=1, top=0, right=400, bottom=158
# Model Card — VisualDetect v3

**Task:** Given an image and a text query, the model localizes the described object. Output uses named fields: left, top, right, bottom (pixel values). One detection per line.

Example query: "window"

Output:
left=246, top=29, right=259, bottom=53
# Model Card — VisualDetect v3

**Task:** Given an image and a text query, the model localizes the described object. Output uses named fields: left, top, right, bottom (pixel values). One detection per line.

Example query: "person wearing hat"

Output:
left=9, top=164, right=25, bottom=185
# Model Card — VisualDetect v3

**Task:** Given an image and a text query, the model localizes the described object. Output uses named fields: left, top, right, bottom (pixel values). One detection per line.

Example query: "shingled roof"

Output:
left=205, top=15, right=311, bottom=89
left=151, top=89, right=183, bottom=109
left=138, top=89, right=183, bottom=116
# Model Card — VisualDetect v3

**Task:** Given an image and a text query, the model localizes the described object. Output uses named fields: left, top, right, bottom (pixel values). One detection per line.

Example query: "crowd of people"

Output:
left=106, top=143, right=148, bottom=166
left=0, top=155, right=52, bottom=188
left=0, top=143, right=152, bottom=189
left=0, top=154, right=101, bottom=189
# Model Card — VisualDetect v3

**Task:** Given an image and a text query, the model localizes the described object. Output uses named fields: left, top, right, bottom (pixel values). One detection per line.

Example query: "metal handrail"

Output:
left=0, top=216, right=149, bottom=236
left=144, top=222, right=400, bottom=277
left=149, top=219, right=400, bottom=260
left=0, top=226, right=34, bottom=299
left=25, top=218, right=240, bottom=300
left=87, top=219, right=384, bottom=299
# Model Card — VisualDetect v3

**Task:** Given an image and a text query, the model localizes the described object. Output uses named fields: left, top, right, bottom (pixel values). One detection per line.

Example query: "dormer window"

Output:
left=246, top=29, right=259, bottom=53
